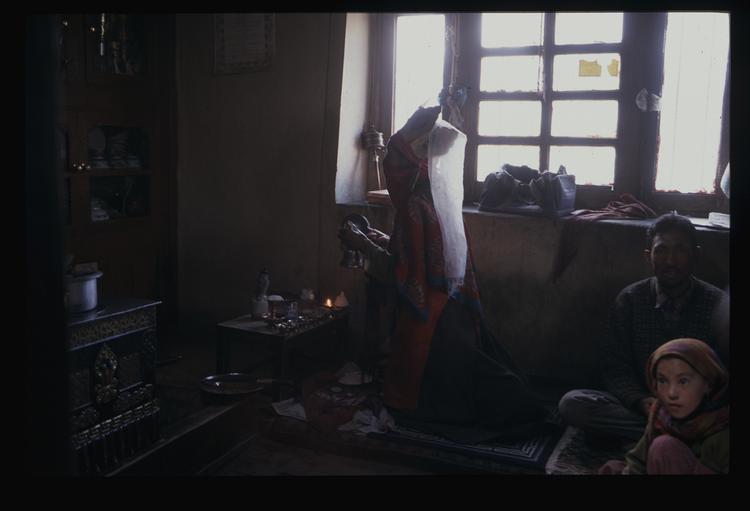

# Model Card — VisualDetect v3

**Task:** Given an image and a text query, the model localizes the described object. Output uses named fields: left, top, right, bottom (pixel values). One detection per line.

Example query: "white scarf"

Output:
left=428, top=119, right=467, bottom=295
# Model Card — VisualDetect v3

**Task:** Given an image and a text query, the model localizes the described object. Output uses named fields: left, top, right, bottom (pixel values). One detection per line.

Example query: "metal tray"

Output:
left=200, top=373, right=264, bottom=396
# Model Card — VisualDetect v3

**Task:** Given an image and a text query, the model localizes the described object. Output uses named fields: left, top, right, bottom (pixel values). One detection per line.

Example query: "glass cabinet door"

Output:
left=68, top=112, right=155, bottom=226
left=84, top=118, right=151, bottom=223
left=89, top=175, right=150, bottom=222
left=84, top=14, right=148, bottom=84
left=86, top=124, right=149, bottom=171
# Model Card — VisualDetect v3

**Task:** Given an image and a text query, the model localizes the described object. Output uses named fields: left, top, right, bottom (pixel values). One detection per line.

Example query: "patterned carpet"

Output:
left=544, top=426, right=628, bottom=475
left=370, top=422, right=565, bottom=472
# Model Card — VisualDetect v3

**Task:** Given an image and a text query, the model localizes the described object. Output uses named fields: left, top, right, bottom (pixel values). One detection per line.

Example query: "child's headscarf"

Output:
left=644, top=338, right=729, bottom=445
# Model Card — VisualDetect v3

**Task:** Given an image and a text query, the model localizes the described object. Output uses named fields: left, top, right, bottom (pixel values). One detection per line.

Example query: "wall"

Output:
left=335, top=13, right=370, bottom=204
left=340, top=204, right=729, bottom=385
left=469, top=213, right=728, bottom=384
left=176, top=13, right=348, bottom=345
left=175, top=13, right=729, bottom=385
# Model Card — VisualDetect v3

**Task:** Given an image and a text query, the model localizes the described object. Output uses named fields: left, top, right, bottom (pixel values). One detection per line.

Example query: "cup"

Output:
left=286, top=301, right=298, bottom=319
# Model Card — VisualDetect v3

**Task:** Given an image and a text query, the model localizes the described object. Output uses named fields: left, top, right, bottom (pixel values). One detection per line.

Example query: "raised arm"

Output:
left=338, top=222, right=394, bottom=284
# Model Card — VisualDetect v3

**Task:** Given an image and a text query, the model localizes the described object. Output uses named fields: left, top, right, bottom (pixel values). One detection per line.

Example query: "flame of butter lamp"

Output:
left=325, top=298, right=333, bottom=308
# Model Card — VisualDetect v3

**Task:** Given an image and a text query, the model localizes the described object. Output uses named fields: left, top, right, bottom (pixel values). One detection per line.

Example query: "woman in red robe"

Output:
left=340, top=106, right=548, bottom=442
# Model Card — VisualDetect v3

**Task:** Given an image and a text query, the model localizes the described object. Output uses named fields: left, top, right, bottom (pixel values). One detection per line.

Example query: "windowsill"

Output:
left=463, top=204, right=729, bottom=233
left=337, top=200, right=388, bottom=208
left=337, top=201, right=730, bottom=235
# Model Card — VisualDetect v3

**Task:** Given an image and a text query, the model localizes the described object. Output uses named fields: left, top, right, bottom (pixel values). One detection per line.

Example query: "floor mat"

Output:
left=208, top=434, right=433, bottom=476
left=544, top=426, right=628, bottom=475
left=369, top=421, right=564, bottom=471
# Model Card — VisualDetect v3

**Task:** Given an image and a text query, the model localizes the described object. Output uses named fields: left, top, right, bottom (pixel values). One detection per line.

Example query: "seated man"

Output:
left=558, top=213, right=727, bottom=445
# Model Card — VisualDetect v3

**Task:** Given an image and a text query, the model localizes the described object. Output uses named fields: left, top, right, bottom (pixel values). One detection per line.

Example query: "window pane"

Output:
left=656, top=12, right=729, bottom=193
left=551, top=100, right=619, bottom=138
left=553, top=53, right=621, bottom=91
left=477, top=144, right=540, bottom=181
left=481, top=13, right=544, bottom=48
left=478, top=101, right=541, bottom=136
left=480, top=56, right=542, bottom=92
left=555, top=13, right=623, bottom=44
left=549, top=146, right=615, bottom=186
left=393, top=15, right=445, bottom=132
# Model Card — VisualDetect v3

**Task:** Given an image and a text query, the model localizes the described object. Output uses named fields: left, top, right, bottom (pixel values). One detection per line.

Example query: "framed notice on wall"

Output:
left=214, top=13, right=274, bottom=74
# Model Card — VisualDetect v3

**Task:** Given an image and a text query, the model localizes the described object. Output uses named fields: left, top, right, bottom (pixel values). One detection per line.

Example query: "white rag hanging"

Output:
left=428, top=119, right=468, bottom=296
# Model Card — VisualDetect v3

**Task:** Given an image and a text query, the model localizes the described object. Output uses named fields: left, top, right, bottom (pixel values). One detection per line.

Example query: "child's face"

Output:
left=655, top=357, right=711, bottom=419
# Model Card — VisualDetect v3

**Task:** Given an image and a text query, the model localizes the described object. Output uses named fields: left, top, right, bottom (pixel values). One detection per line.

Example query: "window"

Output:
left=375, top=12, right=730, bottom=213
left=474, top=12, right=622, bottom=192
left=656, top=13, right=730, bottom=194
left=393, top=14, right=446, bottom=133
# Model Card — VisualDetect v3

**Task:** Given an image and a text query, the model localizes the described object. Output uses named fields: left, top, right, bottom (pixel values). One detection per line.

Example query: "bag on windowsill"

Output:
left=478, top=164, right=576, bottom=218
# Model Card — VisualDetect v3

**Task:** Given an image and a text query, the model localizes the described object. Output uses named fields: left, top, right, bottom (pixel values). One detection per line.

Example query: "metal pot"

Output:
left=65, top=271, right=103, bottom=313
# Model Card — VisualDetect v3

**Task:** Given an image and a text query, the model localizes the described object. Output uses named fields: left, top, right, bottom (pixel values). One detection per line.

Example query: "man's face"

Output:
left=646, top=229, right=696, bottom=290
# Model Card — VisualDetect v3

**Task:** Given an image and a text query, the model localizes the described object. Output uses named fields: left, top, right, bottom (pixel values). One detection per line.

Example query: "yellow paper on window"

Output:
left=578, top=59, right=602, bottom=77
left=608, top=58, right=620, bottom=77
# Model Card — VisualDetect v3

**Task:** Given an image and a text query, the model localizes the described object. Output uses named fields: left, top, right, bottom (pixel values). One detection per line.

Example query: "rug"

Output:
left=369, top=422, right=565, bottom=471
left=544, top=426, right=629, bottom=475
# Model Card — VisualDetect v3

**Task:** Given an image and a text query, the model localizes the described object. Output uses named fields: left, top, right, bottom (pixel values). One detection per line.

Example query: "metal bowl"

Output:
left=200, top=373, right=264, bottom=397
left=342, top=213, right=370, bottom=232
left=65, top=271, right=104, bottom=313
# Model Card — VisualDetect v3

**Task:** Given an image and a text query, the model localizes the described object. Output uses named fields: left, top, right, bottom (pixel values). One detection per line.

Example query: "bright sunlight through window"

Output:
left=393, top=15, right=445, bottom=133
left=656, top=12, right=729, bottom=193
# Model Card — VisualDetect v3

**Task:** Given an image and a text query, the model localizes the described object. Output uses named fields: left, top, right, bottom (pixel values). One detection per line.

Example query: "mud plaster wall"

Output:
left=175, top=13, right=728, bottom=385
left=340, top=204, right=728, bottom=386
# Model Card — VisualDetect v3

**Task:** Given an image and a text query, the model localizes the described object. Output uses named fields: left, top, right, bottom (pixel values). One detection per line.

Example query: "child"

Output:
left=599, top=338, right=729, bottom=474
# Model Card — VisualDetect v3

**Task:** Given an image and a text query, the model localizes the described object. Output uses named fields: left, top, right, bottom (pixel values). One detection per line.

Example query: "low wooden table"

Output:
left=216, top=307, right=349, bottom=401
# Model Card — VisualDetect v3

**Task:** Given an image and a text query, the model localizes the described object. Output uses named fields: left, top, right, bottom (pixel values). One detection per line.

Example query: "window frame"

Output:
left=373, top=12, right=729, bottom=214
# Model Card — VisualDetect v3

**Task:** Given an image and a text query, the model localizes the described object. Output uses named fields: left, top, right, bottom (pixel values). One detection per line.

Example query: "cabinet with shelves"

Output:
left=83, top=13, right=148, bottom=83
left=55, top=13, right=173, bottom=305
left=63, top=110, right=155, bottom=228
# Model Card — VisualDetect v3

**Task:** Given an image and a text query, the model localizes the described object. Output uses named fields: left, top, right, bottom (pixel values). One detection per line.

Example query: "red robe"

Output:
left=382, top=132, right=481, bottom=409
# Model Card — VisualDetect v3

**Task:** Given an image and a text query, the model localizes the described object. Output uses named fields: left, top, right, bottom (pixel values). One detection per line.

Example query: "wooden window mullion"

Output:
left=539, top=12, right=555, bottom=172
left=458, top=12, right=482, bottom=201
left=637, top=12, right=668, bottom=207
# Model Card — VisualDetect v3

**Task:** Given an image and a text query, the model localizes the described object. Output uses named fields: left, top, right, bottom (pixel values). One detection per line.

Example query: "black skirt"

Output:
left=389, top=298, right=550, bottom=443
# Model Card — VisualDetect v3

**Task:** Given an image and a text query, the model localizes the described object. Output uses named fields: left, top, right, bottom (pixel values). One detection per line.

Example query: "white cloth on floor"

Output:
left=338, top=407, right=396, bottom=435
left=271, top=398, right=307, bottom=422
left=335, top=361, right=373, bottom=386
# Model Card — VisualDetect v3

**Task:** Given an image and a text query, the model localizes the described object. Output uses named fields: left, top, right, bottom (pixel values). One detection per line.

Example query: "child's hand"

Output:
left=639, top=397, right=657, bottom=416
left=598, top=459, right=626, bottom=475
